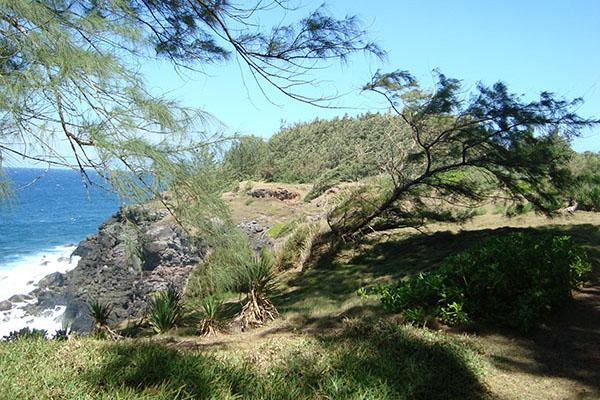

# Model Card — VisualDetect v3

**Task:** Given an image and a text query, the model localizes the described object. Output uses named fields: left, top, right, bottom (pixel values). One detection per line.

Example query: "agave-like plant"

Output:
left=233, top=249, right=278, bottom=330
left=197, top=294, right=224, bottom=337
left=147, top=285, right=186, bottom=334
left=87, top=299, right=113, bottom=331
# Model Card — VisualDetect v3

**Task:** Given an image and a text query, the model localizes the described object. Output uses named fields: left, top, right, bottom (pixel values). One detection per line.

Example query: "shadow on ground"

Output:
left=84, top=320, right=489, bottom=399
left=275, top=223, right=600, bottom=394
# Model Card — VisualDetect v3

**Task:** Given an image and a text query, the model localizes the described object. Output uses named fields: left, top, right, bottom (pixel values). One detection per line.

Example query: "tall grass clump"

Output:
left=147, top=285, right=186, bottom=333
left=370, top=232, right=591, bottom=332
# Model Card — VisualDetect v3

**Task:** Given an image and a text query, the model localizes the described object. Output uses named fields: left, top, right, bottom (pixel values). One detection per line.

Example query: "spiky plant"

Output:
left=147, top=285, right=186, bottom=334
left=87, top=299, right=113, bottom=331
left=197, top=295, right=225, bottom=337
left=233, top=249, right=278, bottom=330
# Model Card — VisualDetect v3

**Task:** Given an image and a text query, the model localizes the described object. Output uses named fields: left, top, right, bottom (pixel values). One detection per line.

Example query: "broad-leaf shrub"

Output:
left=371, top=233, right=591, bottom=332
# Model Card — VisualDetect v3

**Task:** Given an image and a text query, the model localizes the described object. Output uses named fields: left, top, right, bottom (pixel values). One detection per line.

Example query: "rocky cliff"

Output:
left=25, top=206, right=205, bottom=332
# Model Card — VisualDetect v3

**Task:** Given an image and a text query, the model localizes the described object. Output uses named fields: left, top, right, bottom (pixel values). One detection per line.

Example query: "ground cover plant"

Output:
left=369, top=232, right=591, bottom=332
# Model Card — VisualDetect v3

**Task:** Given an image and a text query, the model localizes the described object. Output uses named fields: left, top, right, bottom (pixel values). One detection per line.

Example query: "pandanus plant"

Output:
left=233, top=249, right=278, bottom=330
left=147, top=285, right=186, bottom=334
left=197, top=294, right=225, bottom=336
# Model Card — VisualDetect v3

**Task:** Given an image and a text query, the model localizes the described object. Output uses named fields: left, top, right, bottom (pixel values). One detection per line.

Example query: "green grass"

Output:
left=2, top=213, right=599, bottom=399
left=0, top=320, right=488, bottom=400
left=267, top=216, right=307, bottom=239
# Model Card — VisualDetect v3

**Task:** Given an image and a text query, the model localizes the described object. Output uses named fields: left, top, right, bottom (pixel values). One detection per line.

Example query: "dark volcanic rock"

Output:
left=27, top=205, right=206, bottom=332
left=37, top=272, right=65, bottom=288
left=248, top=187, right=299, bottom=201
left=237, top=220, right=272, bottom=252
left=8, top=294, right=33, bottom=303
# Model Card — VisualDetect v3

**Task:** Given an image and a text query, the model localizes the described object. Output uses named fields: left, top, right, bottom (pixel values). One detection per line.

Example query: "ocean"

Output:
left=0, top=168, right=120, bottom=337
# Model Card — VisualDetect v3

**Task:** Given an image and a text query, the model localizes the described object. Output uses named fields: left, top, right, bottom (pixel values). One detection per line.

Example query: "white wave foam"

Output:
left=0, top=303, right=67, bottom=338
left=0, top=245, right=80, bottom=338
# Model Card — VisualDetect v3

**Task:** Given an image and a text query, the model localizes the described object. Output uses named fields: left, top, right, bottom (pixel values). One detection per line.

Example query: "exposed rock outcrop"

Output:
left=237, top=220, right=272, bottom=252
left=25, top=205, right=206, bottom=332
left=248, top=187, right=299, bottom=201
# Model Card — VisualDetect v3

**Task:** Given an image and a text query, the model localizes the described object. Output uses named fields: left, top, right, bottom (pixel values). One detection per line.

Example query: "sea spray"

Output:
left=0, top=246, right=80, bottom=338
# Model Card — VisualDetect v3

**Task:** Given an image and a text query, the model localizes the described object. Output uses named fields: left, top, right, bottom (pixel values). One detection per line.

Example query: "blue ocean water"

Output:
left=0, top=168, right=120, bottom=267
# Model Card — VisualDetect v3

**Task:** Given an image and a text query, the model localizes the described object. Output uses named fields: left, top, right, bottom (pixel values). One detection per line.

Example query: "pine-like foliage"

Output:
left=326, top=71, right=599, bottom=239
left=0, top=0, right=381, bottom=243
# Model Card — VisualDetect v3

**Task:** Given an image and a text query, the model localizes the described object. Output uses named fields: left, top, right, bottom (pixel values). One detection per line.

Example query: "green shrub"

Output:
left=371, top=232, right=591, bottom=332
left=569, top=151, right=600, bottom=211
left=147, top=285, right=186, bottom=333
left=574, top=182, right=600, bottom=211
left=3, top=327, right=47, bottom=341
left=222, top=136, right=270, bottom=181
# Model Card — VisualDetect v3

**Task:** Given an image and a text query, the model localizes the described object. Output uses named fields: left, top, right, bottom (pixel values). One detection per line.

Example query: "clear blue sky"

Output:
left=141, top=0, right=600, bottom=152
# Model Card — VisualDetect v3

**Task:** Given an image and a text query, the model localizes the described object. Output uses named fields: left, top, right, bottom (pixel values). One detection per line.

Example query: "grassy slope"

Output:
left=1, top=185, right=598, bottom=399
left=0, top=322, right=488, bottom=400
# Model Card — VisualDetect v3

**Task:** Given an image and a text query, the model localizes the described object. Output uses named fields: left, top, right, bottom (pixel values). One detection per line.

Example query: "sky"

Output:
left=139, top=0, right=600, bottom=152
left=6, top=0, right=600, bottom=169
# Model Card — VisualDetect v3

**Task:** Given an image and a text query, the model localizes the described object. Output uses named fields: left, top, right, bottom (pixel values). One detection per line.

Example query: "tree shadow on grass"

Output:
left=84, top=320, right=490, bottom=399
left=471, top=224, right=600, bottom=394
left=275, top=223, right=600, bottom=394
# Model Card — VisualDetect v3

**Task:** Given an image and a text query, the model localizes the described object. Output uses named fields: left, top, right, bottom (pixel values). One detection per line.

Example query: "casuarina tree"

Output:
left=328, top=70, right=599, bottom=239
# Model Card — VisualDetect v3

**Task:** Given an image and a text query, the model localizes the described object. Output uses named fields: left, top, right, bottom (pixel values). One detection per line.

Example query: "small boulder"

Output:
left=8, top=294, right=33, bottom=303
left=0, top=300, right=12, bottom=311
left=37, top=272, right=65, bottom=289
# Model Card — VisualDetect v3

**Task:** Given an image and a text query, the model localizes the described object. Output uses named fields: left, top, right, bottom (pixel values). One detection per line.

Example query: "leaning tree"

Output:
left=327, top=70, right=599, bottom=240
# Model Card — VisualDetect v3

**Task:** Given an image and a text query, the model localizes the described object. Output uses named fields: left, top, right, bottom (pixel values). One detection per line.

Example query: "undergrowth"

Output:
left=368, top=232, right=591, bottom=332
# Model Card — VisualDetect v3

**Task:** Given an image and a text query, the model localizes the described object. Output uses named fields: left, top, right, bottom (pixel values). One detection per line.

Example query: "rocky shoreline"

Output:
left=2, top=206, right=205, bottom=333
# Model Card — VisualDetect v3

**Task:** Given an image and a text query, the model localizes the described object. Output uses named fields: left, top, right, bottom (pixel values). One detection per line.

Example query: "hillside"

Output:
left=1, top=183, right=599, bottom=399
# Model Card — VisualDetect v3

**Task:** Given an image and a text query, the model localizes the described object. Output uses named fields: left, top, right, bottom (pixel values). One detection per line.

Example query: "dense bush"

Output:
left=371, top=233, right=591, bottom=332
left=222, top=136, right=270, bottom=181
left=221, top=113, right=405, bottom=195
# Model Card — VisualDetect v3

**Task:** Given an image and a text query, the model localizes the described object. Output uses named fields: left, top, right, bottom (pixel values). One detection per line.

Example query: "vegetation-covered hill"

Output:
left=2, top=190, right=599, bottom=398
left=224, top=113, right=406, bottom=200
left=225, top=113, right=600, bottom=209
